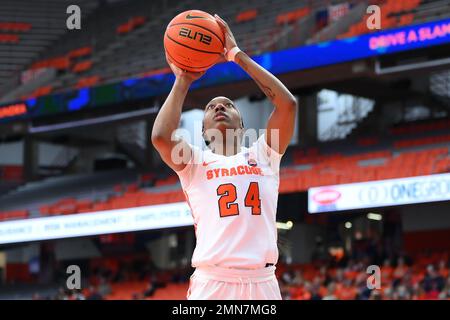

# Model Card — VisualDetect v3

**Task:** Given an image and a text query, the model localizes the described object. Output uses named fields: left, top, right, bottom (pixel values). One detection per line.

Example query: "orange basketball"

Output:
left=164, top=10, right=225, bottom=72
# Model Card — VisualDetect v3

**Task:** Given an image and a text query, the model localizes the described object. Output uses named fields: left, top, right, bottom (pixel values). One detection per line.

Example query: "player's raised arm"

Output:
left=215, top=14, right=297, bottom=155
left=151, top=56, right=204, bottom=172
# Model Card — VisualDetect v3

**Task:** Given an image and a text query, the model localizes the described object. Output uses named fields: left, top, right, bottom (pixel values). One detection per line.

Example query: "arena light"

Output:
left=367, top=213, right=383, bottom=221
left=276, top=221, right=293, bottom=230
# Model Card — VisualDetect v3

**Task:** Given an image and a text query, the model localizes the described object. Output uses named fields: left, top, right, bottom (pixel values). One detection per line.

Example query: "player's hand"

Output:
left=214, top=14, right=239, bottom=58
left=166, top=53, right=205, bottom=83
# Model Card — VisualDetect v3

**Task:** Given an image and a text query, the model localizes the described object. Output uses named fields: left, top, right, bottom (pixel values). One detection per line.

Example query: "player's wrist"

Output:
left=175, top=76, right=192, bottom=89
left=226, top=46, right=242, bottom=63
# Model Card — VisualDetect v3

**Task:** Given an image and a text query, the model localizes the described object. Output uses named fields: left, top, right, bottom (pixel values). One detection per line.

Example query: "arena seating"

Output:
left=105, top=281, right=189, bottom=300
left=2, top=237, right=447, bottom=300
left=0, top=0, right=99, bottom=96
left=6, top=0, right=449, bottom=102
left=340, top=0, right=418, bottom=37
left=84, top=251, right=450, bottom=300
left=338, top=0, right=447, bottom=39
left=0, top=119, right=448, bottom=221
left=0, top=209, right=28, bottom=221
left=390, top=117, right=450, bottom=135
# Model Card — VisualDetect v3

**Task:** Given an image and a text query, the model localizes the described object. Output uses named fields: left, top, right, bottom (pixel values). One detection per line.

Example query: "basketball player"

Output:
left=152, top=14, right=297, bottom=300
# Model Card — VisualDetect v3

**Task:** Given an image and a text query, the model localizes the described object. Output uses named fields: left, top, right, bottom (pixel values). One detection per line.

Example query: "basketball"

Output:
left=164, top=10, right=225, bottom=72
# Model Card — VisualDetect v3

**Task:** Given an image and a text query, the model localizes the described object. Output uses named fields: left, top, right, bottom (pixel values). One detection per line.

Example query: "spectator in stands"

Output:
left=322, top=282, right=337, bottom=300
left=440, top=276, right=450, bottom=299
left=309, top=285, right=323, bottom=300
left=422, top=264, right=445, bottom=293
left=86, top=285, right=103, bottom=300
left=97, top=276, right=111, bottom=296
left=381, top=258, right=394, bottom=284
left=438, top=259, right=449, bottom=278
left=32, top=293, right=42, bottom=300
left=425, top=282, right=441, bottom=300
left=336, top=279, right=357, bottom=300
left=393, top=284, right=411, bottom=300
left=142, top=281, right=156, bottom=298
left=356, top=276, right=371, bottom=300
left=281, top=269, right=295, bottom=286
left=393, top=257, right=408, bottom=286
left=70, top=289, right=86, bottom=300
left=279, top=282, right=292, bottom=300
left=292, top=269, right=304, bottom=286
left=54, top=287, right=68, bottom=300
left=369, top=290, right=382, bottom=300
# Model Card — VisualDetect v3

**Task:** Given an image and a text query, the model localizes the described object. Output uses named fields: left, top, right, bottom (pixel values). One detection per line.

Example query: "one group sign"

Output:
left=308, top=173, right=450, bottom=213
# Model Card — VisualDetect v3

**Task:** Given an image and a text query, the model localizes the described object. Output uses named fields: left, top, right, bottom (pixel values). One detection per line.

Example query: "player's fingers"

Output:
left=217, top=54, right=226, bottom=64
left=214, top=14, right=228, bottom=27
left=214, top=16, right=226, bottom=30
left=214, top=14, right=229, bottom=32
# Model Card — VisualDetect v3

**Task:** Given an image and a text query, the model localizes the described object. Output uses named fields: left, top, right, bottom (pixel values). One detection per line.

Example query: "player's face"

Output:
left=203, top=96, right=242, bottom=132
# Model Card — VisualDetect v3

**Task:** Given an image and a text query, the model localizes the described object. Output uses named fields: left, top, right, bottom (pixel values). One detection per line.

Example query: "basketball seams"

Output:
left=168, top=22, right=225, bottom=47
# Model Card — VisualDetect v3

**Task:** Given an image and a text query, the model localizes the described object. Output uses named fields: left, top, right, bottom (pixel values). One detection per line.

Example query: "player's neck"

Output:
left=208, top=140, right=241, bottom=157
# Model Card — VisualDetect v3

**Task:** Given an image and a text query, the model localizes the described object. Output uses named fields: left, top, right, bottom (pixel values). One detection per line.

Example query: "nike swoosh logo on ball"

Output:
left=186, top=14, right=206, bottom=20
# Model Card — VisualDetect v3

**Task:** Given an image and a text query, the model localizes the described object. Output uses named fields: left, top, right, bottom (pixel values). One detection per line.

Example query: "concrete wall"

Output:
left=5, top=243, right=40, bottom=263
left=54, top=238, right=100, bottom=261
left=287, top=223, right=327, bottom=264
left=400, top=202, right=450, bottom=232
left=0, top=141, right=78, bottom=166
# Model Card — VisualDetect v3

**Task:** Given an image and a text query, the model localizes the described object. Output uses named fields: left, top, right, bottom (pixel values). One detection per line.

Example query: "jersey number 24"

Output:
left=216, top=182, right=261, bottom=217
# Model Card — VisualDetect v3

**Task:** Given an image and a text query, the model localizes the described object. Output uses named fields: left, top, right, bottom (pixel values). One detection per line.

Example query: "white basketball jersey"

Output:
left=176, top=135, right=282, bottom=269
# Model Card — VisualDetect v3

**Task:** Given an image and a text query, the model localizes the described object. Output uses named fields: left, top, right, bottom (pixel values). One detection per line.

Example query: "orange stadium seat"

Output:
left=339, top=0, right=421, bottom=39
left=399, top=14, right=415, bottom=26
left=0, top=165, right=23, bottom=181
left=394, top=134, right=450, bottom=148
left=76, top=200, right=93, bottom=212
left=28, top=85, right=53, bottom=99
left=117, top=16, right=147, bottom=34
left=0, top=34, right=19, bottom=43
left=31, top=56, right=71, bottom=70
left=236, top=9, right=258, bottom=23
left=72, top=60, right=93, bottom=73
left=92, top=202, right=112, bottom=212
left=0, top=22, right=32, bottom=32
left=276, top=7, right=310, bottom=25
left=75, top=75, right=100, bottom=89
left=68, top=46, right=93, bottom=58
left=139, top=67, right=171, bottom=78
left=0, top=210, right=29, bottom=221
